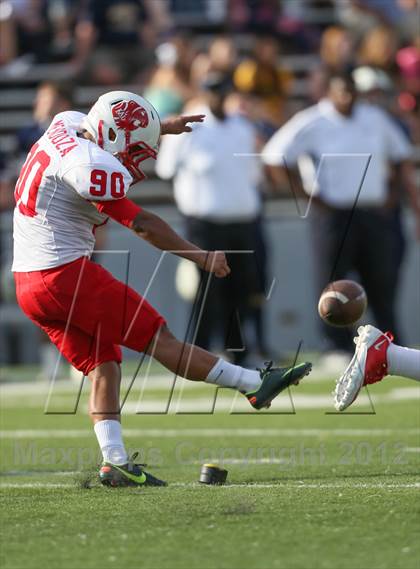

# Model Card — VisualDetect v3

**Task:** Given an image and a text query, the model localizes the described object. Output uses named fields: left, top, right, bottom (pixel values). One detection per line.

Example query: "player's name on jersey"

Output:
left=47, top=119, right=78, bottom=157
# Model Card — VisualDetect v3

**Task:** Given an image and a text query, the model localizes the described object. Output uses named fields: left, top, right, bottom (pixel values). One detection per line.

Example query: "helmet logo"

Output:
left=112, top=100, right=149, bottom=132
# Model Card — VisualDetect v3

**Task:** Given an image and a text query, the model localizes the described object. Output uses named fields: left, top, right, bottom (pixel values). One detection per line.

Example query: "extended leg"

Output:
left=147, top=324, right=260, bottom=392
left=147, top=325, right=312, bottom=409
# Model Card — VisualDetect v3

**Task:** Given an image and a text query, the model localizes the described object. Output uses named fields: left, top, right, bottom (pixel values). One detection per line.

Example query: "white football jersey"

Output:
left=12, top=111, right=133, bottom=271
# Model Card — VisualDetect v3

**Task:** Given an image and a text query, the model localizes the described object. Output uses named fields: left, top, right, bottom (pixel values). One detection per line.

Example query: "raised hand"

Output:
left=161, top=114, right=205, bottom=135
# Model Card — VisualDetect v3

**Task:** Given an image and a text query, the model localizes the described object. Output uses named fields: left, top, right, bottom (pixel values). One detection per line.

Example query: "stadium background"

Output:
left=0, top=0, right=419, bottom=369
left=0, top=4, right=419, bottom=569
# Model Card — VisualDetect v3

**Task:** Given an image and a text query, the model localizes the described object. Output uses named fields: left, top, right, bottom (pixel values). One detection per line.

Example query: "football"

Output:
left=318, top=279, right=367, bottom=327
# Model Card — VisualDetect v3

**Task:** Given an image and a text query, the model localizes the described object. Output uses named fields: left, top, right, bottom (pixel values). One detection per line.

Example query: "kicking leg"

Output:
left=147, top=325, right=261, bottom=392
left=148, top=325, right=312, bottom=409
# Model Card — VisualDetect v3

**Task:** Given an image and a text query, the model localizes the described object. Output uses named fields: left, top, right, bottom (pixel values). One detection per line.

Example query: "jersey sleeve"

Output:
left=380, top=112, right=413, bottom=162
left=62, top=161, right=133, bottom=201
left=94, top=197, right=142, bottom=228
left=262, top=113, right=313, bottom=167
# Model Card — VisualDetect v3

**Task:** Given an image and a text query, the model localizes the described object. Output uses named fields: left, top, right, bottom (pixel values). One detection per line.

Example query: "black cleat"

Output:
left=246, top=360, right=312, bottom=410
left=99, top=452, right=167, bottom=487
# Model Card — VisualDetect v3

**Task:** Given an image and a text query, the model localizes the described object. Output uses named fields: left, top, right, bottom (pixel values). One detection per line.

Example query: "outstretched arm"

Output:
left=94, top=198, right=230, bottom=278
left=160, top=114, right=205, bottom=135
left=131, top=209, right=230, bottom=277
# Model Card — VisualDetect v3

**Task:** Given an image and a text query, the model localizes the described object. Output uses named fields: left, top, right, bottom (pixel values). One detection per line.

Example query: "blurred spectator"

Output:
left=308, top=24, right=355, bottom=101
left=335, top=0, right=419, bottom=42
left=352, top=65, right=409, bottom=322
left=397, top=40, right=420, bottom=97
left=0, top=149, right=15, bottom=303
left=0, top=149, right=16, bottom=316
left=156, top=74, right=268, bottom=364
left=16, top=81, right=74, bottom=156
left=0, top=0, right=17, bottom=65
left=166, top=0, right=226, bottom=28
left=262, top=72, right=418, bottom=361
left=0, top=151, right=14, bottom=213
left=144, top=32, right=196, bottom=119
left=358, top=25, right=399, bottom=75
left=320, top=26, right=355, bottom=73
left=228, top=0, right=281, bottom=34
left=0, top=0, right=76, bottom=64
left=233, top=34, right=292, bottom=134
left=396, top=38, right=420, bottom=142
left=395, top=0, right=420, bottom=42
left=191, top=35, right=237, bottom=90
left=73, top=0, right=160, bottom=84
left=352, top=65, right=393, bottom=100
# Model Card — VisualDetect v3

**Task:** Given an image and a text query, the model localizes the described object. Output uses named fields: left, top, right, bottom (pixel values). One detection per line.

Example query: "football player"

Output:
left=12, top=91, right=312, bottom=487
left=335, top=325, right=420, bottom=411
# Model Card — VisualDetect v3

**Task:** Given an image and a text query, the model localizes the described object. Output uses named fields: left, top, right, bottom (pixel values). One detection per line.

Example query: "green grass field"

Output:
left=0, top=361, right=419, bottom=569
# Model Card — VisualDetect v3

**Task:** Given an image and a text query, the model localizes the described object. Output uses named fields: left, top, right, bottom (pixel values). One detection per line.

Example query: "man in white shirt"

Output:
left=262, top=72, right=418, bottom=353
left=157, top=74, right=265, bottom=363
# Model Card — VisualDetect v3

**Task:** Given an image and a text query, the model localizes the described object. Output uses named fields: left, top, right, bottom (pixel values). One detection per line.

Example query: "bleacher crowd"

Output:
left=0, top=0, right=419, bottom=370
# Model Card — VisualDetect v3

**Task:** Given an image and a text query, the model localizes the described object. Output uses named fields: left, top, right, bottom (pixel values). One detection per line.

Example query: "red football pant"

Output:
left=14, top=256, right=166, bottom=375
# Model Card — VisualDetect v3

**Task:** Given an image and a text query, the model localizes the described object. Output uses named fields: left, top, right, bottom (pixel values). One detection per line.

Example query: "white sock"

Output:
left=94, top=420, right=128, bottom=465
left=205, top=358, right=261, bottom=393
left=387, top=344, right=420, bottom=381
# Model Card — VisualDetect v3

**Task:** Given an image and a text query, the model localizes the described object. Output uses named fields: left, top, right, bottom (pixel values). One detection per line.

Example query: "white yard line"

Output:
left=173, top=482, right=420, bottom=489
left=191, top=458, right=289, bottom=465
left=404, top=447, right=420, bottom=453
left=2, top=386, right=418, bottom=412
left=0, top=372, right=333, bottom=396
left=0, top=481, right=419, bottom=490
left=1, top=427, right=419, bottom=439
left=0, top=483, right=71, bottom=488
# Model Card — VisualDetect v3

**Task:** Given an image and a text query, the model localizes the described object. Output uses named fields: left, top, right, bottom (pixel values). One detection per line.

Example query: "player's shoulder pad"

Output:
left=62, top=143, right=133, bottom=201
left=54, top=110, right=87, bottom=125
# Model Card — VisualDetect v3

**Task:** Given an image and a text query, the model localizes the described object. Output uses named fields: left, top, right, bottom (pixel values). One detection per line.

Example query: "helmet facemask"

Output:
left=116, top=140, right=158, bottom=183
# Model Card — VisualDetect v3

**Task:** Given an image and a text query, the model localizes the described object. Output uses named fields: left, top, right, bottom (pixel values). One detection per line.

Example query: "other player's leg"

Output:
left=334, top=324, right=420, bottom=411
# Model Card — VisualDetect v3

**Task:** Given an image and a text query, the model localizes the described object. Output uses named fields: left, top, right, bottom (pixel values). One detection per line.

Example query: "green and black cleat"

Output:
left=246, top=360, right=312, bottom=410
left=99, top=452, right=167, bottom=487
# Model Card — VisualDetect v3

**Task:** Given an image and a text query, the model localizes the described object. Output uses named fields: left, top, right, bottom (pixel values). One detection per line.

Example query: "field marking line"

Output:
left=403, top=447, right=420, bottom=453
left=191, top=458, right=289, bottom=465
left=1, top=428, right=420, bottom=439
left=0, top=470, right=82, bottom=477
left=1, top=386, right=418, bottom=412
left=0, top=481, right=419, bottom=490
left=0, top=371, right=339, bottom=395
left=173, top=482, right=420, bottom=489
left=0, top=483, right=70, bottom=488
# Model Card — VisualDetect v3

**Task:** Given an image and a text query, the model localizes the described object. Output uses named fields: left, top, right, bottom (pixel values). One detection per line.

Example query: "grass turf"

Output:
left=0, top=363, right=419, bottom=569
